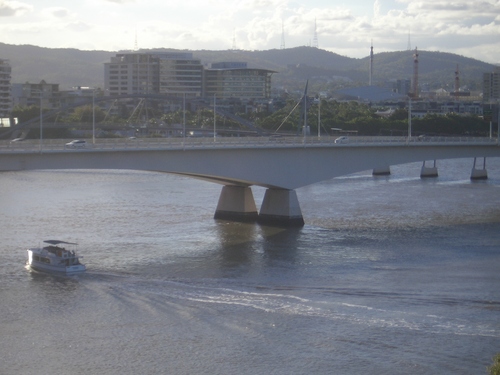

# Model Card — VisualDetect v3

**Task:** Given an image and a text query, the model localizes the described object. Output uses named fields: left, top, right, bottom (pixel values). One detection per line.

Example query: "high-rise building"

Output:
left=158, top=55, right=203, bottom=97
left=104, top=52, right=203, bottom=98
left=204, top=62, right=274, bottom=100
left=483, top=67, right=500, bottom=103
left=0, top=59, right=12, bottom=117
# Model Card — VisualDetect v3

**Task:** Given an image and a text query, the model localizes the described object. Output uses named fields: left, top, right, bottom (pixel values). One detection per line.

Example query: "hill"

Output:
left=0, top=43, right=496, bottom=94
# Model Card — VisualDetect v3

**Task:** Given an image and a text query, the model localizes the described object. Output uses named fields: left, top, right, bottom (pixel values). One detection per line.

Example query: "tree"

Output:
left=65, top=105, right=106, bottom=123
left=11, top=105, right=42, bottom=123
left=488, top=353, right=500, bottom=375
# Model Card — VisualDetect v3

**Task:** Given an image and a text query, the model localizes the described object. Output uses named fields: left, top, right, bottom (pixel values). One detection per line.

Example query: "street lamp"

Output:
left=31, top=89, right=44, bottom=152
left=213, top=94, right=216, bottom=142
left=407, top=96, right=412, bottom=142
left=85, top=87, right=98, bottom=144
left=92, top=88, right=95, bottom=144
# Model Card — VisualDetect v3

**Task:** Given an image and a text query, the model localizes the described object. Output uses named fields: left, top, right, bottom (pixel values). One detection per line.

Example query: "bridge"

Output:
left=1, top=136, right=499, bottom=226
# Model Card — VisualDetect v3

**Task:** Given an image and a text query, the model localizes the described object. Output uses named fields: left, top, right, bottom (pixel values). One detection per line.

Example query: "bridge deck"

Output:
left=1, top=135, right=498, bottom=153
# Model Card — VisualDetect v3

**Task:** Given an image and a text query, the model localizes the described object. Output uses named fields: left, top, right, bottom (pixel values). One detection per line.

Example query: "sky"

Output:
left=0, top=0, right=499, bottom=63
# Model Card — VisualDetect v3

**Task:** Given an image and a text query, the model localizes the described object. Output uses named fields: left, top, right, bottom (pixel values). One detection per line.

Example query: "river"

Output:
left=1, top=158, right=499, bottom=374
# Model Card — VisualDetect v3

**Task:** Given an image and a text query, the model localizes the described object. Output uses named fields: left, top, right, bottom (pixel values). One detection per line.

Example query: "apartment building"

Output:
left=104, top=52, right=203, bottom=98
left=158, top=55, right=203, bottom=97
left=483, top=67, right=500, bottom=103
left=0, top=59, right=11, bottom=117
left=104, top=54, right=274, bottom=103
left=11, top=81, right=60, bottom=109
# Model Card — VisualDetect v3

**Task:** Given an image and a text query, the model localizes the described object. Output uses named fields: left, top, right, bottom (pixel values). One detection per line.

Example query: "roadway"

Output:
left=1, top=135, right=498, bottom=153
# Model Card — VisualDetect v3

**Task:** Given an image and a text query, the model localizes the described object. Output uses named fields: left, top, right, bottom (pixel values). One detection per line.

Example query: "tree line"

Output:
left=10, top=99, right=492, bottom=138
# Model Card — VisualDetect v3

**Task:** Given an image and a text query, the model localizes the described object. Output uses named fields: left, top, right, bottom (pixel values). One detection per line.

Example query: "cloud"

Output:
left=43, top=7, right=70, bottom=18
left=0, top=0, right=32, bottom=17
left=102, top=0, right=134, bottom=3
left=66, top=21, right=92, bottom=32
left=373, top=0, right=381, bottom=18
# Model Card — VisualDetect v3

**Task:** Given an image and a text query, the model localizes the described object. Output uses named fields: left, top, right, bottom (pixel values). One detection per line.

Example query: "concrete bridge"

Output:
left=1, top=136, right=499, bottom=226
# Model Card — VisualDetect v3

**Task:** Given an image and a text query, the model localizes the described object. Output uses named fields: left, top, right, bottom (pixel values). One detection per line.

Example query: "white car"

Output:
left=334, top=136, right=349, bottom=144
left=65, top=139, right=86, bottom=148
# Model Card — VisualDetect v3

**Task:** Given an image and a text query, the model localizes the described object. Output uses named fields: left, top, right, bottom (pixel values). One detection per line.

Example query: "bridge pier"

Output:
left=372, top=166, right=391, bottom=176
left=258, top=189, right=305, bottom=227
left=420, top=160, right=438, bottom=178
left=214, top=185, right=258, bottom=222
left=470, top=157, right=488, bottom=180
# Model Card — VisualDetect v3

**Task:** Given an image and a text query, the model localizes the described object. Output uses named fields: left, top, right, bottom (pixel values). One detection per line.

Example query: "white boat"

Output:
left=27, top=240, right=86, bottom=274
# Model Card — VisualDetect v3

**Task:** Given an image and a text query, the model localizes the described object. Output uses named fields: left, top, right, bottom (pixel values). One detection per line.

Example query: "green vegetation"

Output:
left=489, top=353, right=500, bottom=375
left=255, top=99, right=489, bottom=136
left=7, top=98, right=491, bottom=140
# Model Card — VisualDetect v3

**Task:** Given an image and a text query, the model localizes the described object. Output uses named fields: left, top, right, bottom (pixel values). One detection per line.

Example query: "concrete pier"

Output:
left=258, top=189, right=305, bottom=227
left=214, top=185, right=258, bottom=222
left=470, top=157, right=488, bottom=180
left=372, top=166, right=391, bottom=176
left=420, top=160, right=438, bottom=178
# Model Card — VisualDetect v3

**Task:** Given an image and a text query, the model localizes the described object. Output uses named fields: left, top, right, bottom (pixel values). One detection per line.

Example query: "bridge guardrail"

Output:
left=0, top=135, right=498, bottom=153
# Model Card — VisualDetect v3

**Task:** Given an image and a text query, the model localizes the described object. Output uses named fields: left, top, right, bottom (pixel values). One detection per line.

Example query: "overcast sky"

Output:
left=0, top=0, right=499, bottom=63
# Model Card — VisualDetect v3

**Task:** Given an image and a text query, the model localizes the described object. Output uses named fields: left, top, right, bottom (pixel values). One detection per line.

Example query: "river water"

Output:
left=1, top=158, right=499, bottom=374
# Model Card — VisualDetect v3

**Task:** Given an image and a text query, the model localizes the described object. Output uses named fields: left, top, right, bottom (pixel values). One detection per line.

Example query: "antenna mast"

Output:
left=454, top=64, right=460, bottom=94
left=412, top=47, right=419, bottom=98
left=369, top=41, right=374, bottom=86
left=312, top=19, right=318, bottom=48
left=280, top=21, right=286, bottom=49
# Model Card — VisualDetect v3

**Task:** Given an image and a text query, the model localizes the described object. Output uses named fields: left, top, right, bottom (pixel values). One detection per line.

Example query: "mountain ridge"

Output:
left=0, top=43, right=496, bottom=93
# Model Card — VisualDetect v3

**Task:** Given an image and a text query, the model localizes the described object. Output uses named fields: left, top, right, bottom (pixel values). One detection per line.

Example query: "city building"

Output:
left=483, top=67, right=500, bottom=103
left=104, top=52, right=203, bottom=98
left=204, top=62, right=274, bottom=100
left=11, top=81, right=60, bottom=109
left=158, top=54, right=203, bottom=97
left=0, top=59, right=11, bottom=117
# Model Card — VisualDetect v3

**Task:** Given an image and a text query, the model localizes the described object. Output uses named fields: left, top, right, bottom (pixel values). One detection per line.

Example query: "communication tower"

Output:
left=369, top=42, right=374, bottom=86
left=232, top=29, right=237, bottom=50
left=312, top=19, right=318, bottom=48
left=454, top=64, right=460, bottom=93
left=280, top=21, right=285, bottom=49
left=411, top=47, right=419, bottom=98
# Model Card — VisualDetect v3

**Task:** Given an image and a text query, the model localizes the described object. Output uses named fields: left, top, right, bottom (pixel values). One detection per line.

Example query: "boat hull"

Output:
left=27, top=249, right=86, bottom=274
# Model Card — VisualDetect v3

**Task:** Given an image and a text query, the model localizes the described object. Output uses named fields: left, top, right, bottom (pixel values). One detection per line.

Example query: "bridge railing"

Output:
left=1, top=135, right=498, bottom=153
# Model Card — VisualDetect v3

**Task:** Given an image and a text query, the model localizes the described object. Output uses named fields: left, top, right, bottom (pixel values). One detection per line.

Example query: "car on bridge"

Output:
left=334, top=136, right=349, bottom=144
left=65, top=140, right=86, bottom=149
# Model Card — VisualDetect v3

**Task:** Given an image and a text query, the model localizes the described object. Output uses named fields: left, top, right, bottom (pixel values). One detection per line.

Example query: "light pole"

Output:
left=92, top=88, right=96, bottom=144
left=40, top=92, right=42, bottom=151
left=32, top=89, right=44, bottom=152
left=497, top=102, right=500, bottom=145
left=408, top=96, right=412, bottom=142
left=213, top=94, right=216, bottom=142
left=183, top=93, right=186, bottom=148
left=85, top=87, right=98, bottom=144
